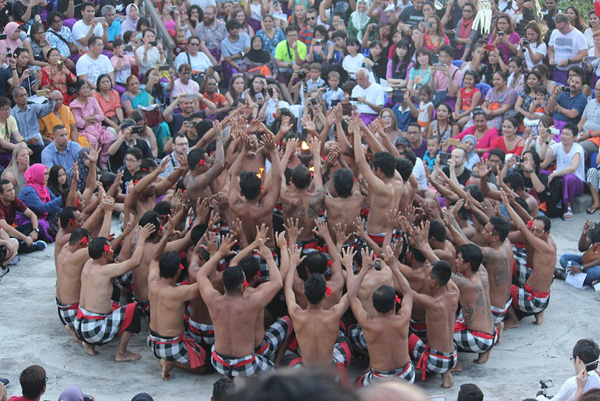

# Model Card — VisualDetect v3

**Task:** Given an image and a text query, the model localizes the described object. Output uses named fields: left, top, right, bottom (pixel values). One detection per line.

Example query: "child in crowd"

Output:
left=322, top=71, right=344, bottom=108
left=306, top=63, right=325, bottom=93
left=174, top=29, right=188, bottom=57
left=342, top=38, right=365, bottom=80
left=524, top=85, right=549, bottom=129
left=453, top=70, right=482, bottom=129
left=328, top=30, right=347, bottom=65
left=407, top=86, right=434, bottom=131
left=423, top=135, right=441, bottom=171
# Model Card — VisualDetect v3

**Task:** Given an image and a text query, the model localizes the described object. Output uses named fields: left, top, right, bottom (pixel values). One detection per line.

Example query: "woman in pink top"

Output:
left=454, top=108, right=500, bottom=156
left=488, top=14, right=520, bottom=64
left=70, top=81, right=115, bottom=170
left=491, top=116, right=525, bottom=156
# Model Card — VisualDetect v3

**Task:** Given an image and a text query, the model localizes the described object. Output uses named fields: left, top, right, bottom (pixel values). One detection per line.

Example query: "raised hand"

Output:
left=275, top=230, right=288, bottom=249
left=360, top=247, right=376, bottom=271
left=218, top=233, right=237, bottom=257
left=257, top=237, right=273, bottom=260
left=312, top=219, right=330, bottom=239
left=255, top=223, right=269, bottom=244
left=196, top=198, right=210, bottom=223
left=289, top=244, right=305, bottom=267
left=283, top=218, right=301, bottom=244
left=203, top=231, right=219, bottom=255
left=138, top=223, right=156, bottom=242
left=230, top=217, right=244, bottom=239
left=207, top=209, right=220, bottom=229
left=354, top=216, right=367, bottom=238
left=333, top=222, right=352, bottom=247
left=339, top=247, right=356, bottom=271
left=259, top=131, right=276, bottom=151
left=285, top=138, right=299, bottom=156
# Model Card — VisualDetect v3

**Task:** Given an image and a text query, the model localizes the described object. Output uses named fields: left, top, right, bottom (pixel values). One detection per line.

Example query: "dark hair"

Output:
left=504, top=172, right=525, bottom=191
left=0, top=97, right=11, bottom=109
left=331, top=30, right=347, bottom=41
left=0, top=178, right=11, bottom=194
left=399, top=148, right=417, bottom=167
left=126, top=147, right=143, bottom=161
left=139, top=211, right=161, bottom=241
left=347, top=38, right=360, bottom=48
left=581, top=390, right=600, bottom=401
left=464, top=69, right=480, bottom=83
left=522, top=150, right=541, bottom=170
left=188, top=148, right=208, bottom=171
left=303, top=252, right=328, bottom=275
left=489, top=148, right=506, bottom=161
left=76, top=79, right=91, bottom=93
left=508, top=55, right=523, bottom=70
left=213, top=377, right=236, bottom=401
left=415, top=47, right=433, bottom=69
left=20, top=365, right=46, bottom=399
left=291, top=165, right=311, bottom=189
left=305, top=274, right=327, bottom=304
left=573, top=339, right=600, bottom=371
left=81, top=1, right=95, bottom=11
left=159, top=251, right=181, bottom=278
left=489, top=216, right=509, bottom=242
left=286, top=26, right=298, bottom=35
left=458, top=383, right=484, bottom=401
left=493, top=70, right=508, bottom=83
left=59, top=207, right=78, bottom=229
left=409, top=245, right=426, bottom=263
left=69, top=227, right=90, bottom=246
left=392, top=40, right=414, bottom=73
left=563, top=123, right=578, bottom=136
left=533, top=215, right=551, bottom=232
left=239, top=256, right=260, bottom=282
left=460, top=244, right=483, bottom=272
left=223, top=265, right=245, bottom=292
left=466, top=184, right=483, bottom=202
left=333, top=168, right=354, bottom=198
left=48, top=11, right=64, bottom=22
left=524, top=71, right=542, bottom=94
left=439, top=44, right=455, bottom=58
left=372, top=285, right=395, bottom=313
left=429, top=220, right=446, bottom=242
left=239, top=171, right=262, bottom=200
left=153, top=201, right=172, bottom=218
left=395, top=157, right=413, bottom=181
left=48, top=164, right=67, bottom=196
left=89, top=237, right=110, bottom=259
left=140, top=158, right=158, bottom=172
left=136, top=17, right=150, bottom=32
left=373, top=152, right=396, bottom=178
left=431, top=260, right=452, bottom=286
left=226, top=19, right=242, bottom=30
left=88, top=35, right=103, bottom=48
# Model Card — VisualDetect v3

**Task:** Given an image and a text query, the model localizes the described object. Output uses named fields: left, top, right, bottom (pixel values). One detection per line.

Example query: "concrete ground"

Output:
left=1, top=214, right=599, bottom=401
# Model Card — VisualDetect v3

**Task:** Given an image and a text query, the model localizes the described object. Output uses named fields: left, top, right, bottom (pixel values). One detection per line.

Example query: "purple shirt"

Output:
left=411, top=138, right=428, bottom=159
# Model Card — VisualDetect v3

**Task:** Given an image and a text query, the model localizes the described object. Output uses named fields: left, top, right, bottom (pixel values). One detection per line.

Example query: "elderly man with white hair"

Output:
left=351, top=68, right=385, bottom=126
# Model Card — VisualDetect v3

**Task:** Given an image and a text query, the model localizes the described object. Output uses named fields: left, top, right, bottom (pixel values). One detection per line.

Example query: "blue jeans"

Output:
left=559, top=254, right=600, bottom=286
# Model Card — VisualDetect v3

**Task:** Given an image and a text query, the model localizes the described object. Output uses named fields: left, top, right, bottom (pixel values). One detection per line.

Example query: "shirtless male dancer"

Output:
left=348, top=249, right=415, bottom=387
left=501, top=190, right=556, bottom=329
left=197, top=235, right=292, bottom=377
left=323, top=168, right=364, bottom=245
left=147, top=223, right=208, bottom=380
left=74, top=224, right=153, bottom=360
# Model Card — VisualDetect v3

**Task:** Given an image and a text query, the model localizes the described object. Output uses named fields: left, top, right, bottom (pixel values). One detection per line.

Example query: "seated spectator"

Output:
left=136, top=29, right=166, bottom=76
left=420, top=16, right=450, bottom=54
left=427, top=103, right=459, bottom=142
left=275, top=26, right=307, bottom=84
left=107, top=118, right=152, bottom=172
left=551, top=339, right=600, bottom=400
left=102, top=5, right=122, bottom=43
left=256, top=14, right=286, bottom=56
left=548, top=13, right=588, bottom=85
left=93, top=74, right=124, bottom=132
left=121, top=75, right=154, bottom=117
left=46, top=12, right=77, bottom=71
left=0, top=97, right=30, bottom=167
left=577, top=80, right=600, bottom=157
left=163, top=96, right=196, bottom=146
left=194, top=4, right=226, bottom=62
left=12, top=0, right=43, bottom=28
left=1, top=144, right=30, bottom=196
left=480, top=70, right=518, bottom=130
left=121, top=4, right=140, bottom=36
left=258, top=84, right=290, bottom=127
left=351, top=68, right=385, bottom=125
left=480, top=47, right=507, bottom=85
left=142, top=68, right=173, bottom=108
left=517, top=21, right=547, bottom=71
left=72, top=2, right=105, bottom=50
left=18, top=164, right=62, bottom=242
left=39, top=90, right=85, bottom=147
left=160, top=133, right=189, bottom=178
left=170, top=63, right=201, bottom=105
left=12, top=87, right=54, bottom=164
left=454, top=2, right=479, bottom=61
left=514, top=70, right=543, bottom=124
left=322, top=71, right=344, bottom=109
left=174, top=36, right=213, bottom=74
left=378, top=108, right=402, bottom=145
left=453, top=71, right=482, bottom=129
left=231, top=6, right=255, bottom=37
left=47, top=164, right=68, bottom=197
left=540, top=123, right=585, bottom=220
left=221, top=19, right=252, bottom=83
left=507, top=56, right=525, bottom=93
left=455, top=109, right=500, bottom=157
left=201, top=77, right=229, bottom=116
left=118, top=147, right=143, bottom=193
left=8, top=48, right=40, bottom=97
left=407, top=48, right=434, bottom=99
left=240, top=36, right=278, bottom=79
left=0, top=22, right=23, bottom=56
left=523, top=115, right=557, bottom=155
left=491, top=116, right=525, bottom=156
left=0, top=179, right=47, bottom=254
left=461, top=135, right=480, bottom=170
left=305, top=26, right=331, bottom=65
left=41, top=48, right=78, bottom=105
left=386, top=40, right=414, bottom=103
left=406, top=123, right=428, bottom=158
left=225, top=74, right=246, bottom=105
left=6, top=365, right=47, bottom=401
left=532, top=64, right=558, bottom=96
left=364, top=40, right=388, bottom=84
left=23, top=22, right=51, bottom=69
left=130, top=110, right=159, bottom=158
left=76, top=35, right=115, bottom=89
left=488, top=14, right=520, bottom=64
left=430, top=45, right=463, bottom=109
left=111, top=39, right=136, bottom=93
left=41, top=125, right=82, bottom=170
left=298, top=8, right=318, bottom=46
left=244, top=75, right=268, bottom=110
left=342, top=38, right=365, bottom=80
left=70, top=81, right=115, bottom=169
left=548, top=72, right=588, bottom=133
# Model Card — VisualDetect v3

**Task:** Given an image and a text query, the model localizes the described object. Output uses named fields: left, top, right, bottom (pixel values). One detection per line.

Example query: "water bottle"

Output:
left=566, top=261, right=572, bottom=273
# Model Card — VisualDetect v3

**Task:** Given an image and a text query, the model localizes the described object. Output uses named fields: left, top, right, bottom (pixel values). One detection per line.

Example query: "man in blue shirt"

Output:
left=548, top=72, right=588, bottom=131
left=41, top=125, right=82, bottom=170
left=11, top=87, right=54, bottom=164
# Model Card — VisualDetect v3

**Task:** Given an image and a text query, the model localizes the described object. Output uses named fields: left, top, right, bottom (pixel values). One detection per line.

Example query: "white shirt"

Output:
left=342, top=54, right=365, bottom=79
left=351, top=82, right=385, bottom=115
left=549, top=28, right=587, bottom=71
left=523, top=41, right=547, bottom=70
left=72, top=20, right=104, bottom=49
left=135, top=46, right=164, bottom=75
left=553, top=371, right=600, bottom=401
left=189, top=0, right=216, bottom=10
left=76, top=54, right=115, bottom=85
left=551, top=142, right=585, bottom=182
left=413, top=157, right=428, bottom=189
left=174, top=52, right=213, bottom=72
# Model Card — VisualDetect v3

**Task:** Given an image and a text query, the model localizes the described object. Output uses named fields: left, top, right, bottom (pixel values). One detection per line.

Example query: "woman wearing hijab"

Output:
left=121, top=4, right=140, bottom=36
left=0, top=22, right=24, bottom=55
left=70, top=148, right=90, bottom=193
left=239, top=36, right=278, bottom=78
left=348, top=0, right=376, bottom=43
left=460, top=134, right=480, bottom=170
left=17, top=163, right=62, bottom=242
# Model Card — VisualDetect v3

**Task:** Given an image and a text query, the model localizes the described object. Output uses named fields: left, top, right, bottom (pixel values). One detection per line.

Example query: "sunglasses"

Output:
left=307, top=16, right=316, bottom=20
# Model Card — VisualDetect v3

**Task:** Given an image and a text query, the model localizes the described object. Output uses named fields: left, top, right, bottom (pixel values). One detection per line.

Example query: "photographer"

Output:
left=107, top=118, right=152, bottom=173
left=547, top=72, right=587, bottom=132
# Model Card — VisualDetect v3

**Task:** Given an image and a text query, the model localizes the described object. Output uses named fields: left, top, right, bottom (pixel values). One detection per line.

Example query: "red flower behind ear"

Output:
left=243, top=280, right=249, bottom=287
left=327, top=259, right=332, bottom=267
left=133, top=179, right=139, bottom=185
left=325, top=286, right=332, bottom=296
left=103, top=245, right=111, bottom=253
left=256, top=271, right=262, bottom=277
left=179, top=263, right=185, bottom=270
left=75, top=198, right=80, bottom=207
left=80, top=237, right=88, bottom=246
left=527, top=220, right=533, bottom=229
left=69, top=218, right=75, bottom=225
left=395, top=295, right=402, bottom=304
left=199, top=159, right=206, bottom=166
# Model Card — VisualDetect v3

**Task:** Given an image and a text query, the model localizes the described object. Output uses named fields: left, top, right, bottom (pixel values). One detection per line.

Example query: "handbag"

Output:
left=583, top=243, right=600, bottom=265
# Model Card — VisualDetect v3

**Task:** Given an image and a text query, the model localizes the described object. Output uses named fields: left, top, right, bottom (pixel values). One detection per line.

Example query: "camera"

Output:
left=498, top=30, right=504, bottom=36
left=522, top=39, right=529, bottom=45
left=374, top=260, right=381, bottom=270
left=149, top=41, right=157, bottom=46
left=561, top=86, right=570, bottom=92
left=297, top=70, right=306, bottom=80
left=349, top=97, right=358, bottom=101
left=426, top=22, right=433, bottom=29
left=0, top=34, right=6, bottom=40
left=132, top=126, right=144, bottom=134
left=514, top=156, right=522, bottom=163
left=6, top=47, right=11, bottom=58
left=124, top=45, right=133, bottom=52
left=310, top=98, right=318, bottom=105
left=314, top=38, right=322, bottom=45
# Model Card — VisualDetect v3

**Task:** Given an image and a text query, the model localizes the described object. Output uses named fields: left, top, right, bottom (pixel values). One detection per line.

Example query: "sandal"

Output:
left=587, top=206, right=599, bottom=214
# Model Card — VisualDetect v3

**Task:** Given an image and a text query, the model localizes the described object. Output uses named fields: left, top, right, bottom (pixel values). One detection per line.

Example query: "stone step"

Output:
left=572, top=194, right=593, bottom=214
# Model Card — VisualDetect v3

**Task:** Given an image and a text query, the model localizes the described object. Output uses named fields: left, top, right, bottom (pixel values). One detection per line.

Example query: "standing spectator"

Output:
left=195, top=5, right=227, bottom=62
left=11, top=87, right=54, bottom=164
left=488, top=13, right=520, bottom=65
left=540, top=123, right=584, bottom=220
left=135, top=29, right=166, bottom=76
left=454, top=2, right=479, bottom=61
left=18, top=163, right=63, bottom=241
left=121, top=4, right=140, bottom=36
left=72, top=2, right=106, bottom=50
left=46, top=12, right=78, bottom=71
left=221, top=20, right=251, bottom=83
left=2, top=144, right=30, bottom=196
left=398, top=0, right=425, bottom=28
left=41, top=48, right=77, bottom=104
left=548, top=13, right=588, bottom=85
left=69, top=80, right=115, bottom=169
left=76, top=35, right=115, bottom=89
left=39, top=90, right=84, bottom=147
left=41, top=125, right=82, bottom=170
left=298, top=8, right=319, bottom=45
left=351, top=68, right=385, bottom=125
left=93, top=74, right=124, bottom=132
left=517, top=21, right=547, bottom=71
left=256, top=14, right=286, bottom=55
left=547, top=72, right=587, bottom=131
left=275, top=26, right=307, bottom=84
left=6, top=366, right=47, bottom=401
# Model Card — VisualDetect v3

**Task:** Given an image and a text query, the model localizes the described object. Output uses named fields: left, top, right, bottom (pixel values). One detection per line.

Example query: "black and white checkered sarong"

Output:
left=512, top=244, right=531, bottom=287
left=491, top=298, right=512, bottom=325
left=74, top=303, right=139, bottom=346
left=349, top=324, right=368, bottom=351
left=453, top=319, right=497, bottom=353
left=211, top=346, right=275, bottom=377
left=56, top=298, right=78, bottom=327
left=186, top=317, right=215, bottom=346
left=147, top=330, right=206, bottom=368
left=357, top=361, right=415, bottom=387
left=409, top=334, right=457, bottom=378
left=511, top=284, right=550, bottom=314
left=254, top=316, right=292, bottom=359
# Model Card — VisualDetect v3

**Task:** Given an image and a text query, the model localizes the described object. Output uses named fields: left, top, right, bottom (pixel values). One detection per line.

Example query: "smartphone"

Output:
left=342, top=101, right=352, bottom=116
left=255, top=92, right=264, bottom=101
left=514, top=156, right=522, bottom=163
left=124, top=45, right=133, bottom=52
left=540, top=379, right=554, bottom=389
left=447, top=138, right=460, bottom=146
left=561, top=86, right=570, bottom=92
left=349, top=97, right=358, bottom=101
left=158, top=65, right=170, bottom=71
left=94, top=16, right=105, bottom=24
left=498, top=30, right=504, bottom=36
left=149, top=41, right=157, bottom=46
left=440, top=152, right=451, bottom=166
left=522, top=39, right=529, bottom=45
left=0, top=34, right=6, bottom=40
left=431, top=54, right=440, bottom=64
left=132, top=126, right=144, bottom=134
left=186, top=93, right=197, bottom=99
left=36, top=89, right=47, bottom=97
